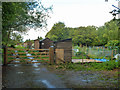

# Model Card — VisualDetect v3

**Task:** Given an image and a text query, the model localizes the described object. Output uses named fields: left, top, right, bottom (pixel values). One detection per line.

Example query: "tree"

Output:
left=2, top=1, right=52, bottom=46
left=109, top=2, right=120, bottom=53
left=71, top=26, right=98, bottom=46
left=9, top=33, right=23, bottom=45
left=45, top=19, right=119, bottom=47
left=45, top=22, right=68, bottom=41
left=96, top=20, right=119, bottom=46
left=37, top=36, right=43, bottom=40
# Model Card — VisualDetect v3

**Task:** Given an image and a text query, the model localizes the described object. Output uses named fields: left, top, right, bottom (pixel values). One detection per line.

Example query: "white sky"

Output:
left=22, top=0, right=119, bottom=41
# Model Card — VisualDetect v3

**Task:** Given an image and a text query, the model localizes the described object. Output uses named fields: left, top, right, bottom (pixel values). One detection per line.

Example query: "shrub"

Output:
left=105, top=40, right=119, bottom=49
left=76, top=51, right=86, bottom=56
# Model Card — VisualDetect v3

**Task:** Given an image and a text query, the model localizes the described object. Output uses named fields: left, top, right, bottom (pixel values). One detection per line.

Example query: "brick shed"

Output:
left=54, top=38, right=72, bottom=64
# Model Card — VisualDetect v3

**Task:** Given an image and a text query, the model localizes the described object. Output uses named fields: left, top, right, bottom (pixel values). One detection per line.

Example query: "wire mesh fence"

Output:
left=72, top=46, right=119, bottom=60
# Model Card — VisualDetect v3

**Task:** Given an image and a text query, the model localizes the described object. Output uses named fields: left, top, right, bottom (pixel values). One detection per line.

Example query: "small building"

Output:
left=54, top=38, right=72, bottom=64
left=27, top=41, right=32, bottom=49
left=34, top=38, right=53, bottom=49
left=40, top=38, right=53, bottom=49
left=23, top=41, right=33, bottom=49
left=23, top=42, right=28, bottom=48
left=34, top=39, right=40, bottom=49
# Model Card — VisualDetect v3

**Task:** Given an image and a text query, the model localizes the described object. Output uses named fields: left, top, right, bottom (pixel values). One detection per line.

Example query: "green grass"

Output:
left=85, top=61, right=119, bottom=70
left=52, top=60, right=119, bottom=71
left=72, top=56, right=87, bottom=59
left=15, top=45, right=26, bottom=49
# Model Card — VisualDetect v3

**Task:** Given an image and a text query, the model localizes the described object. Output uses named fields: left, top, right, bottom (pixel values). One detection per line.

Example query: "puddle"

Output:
left=82, top=80, right=91, bottom=82
left=15, top=50, right=17, bottom=53
left=14, top=50, right=18, bottom=55
left=32, top=60, right=38, bottom=62
left=28, top=57, right=34, bottom=59
left=41, top=80, right=55, bottom=88
left=26, top=52, right=34, bottom=59
left=35, top=68, right=40, bottom=71
left=17, top=72, right=24, bottom=74
left=13, top=52, right=40, bottom=63
left=14, top=64, right=19, bottom=66
left=13, top=61, right=20, bottom=63
left=32, top=63, right=40, bottom=67
left=26, top=53, right=32, bottom=56
left=41, top=68, right=48, bottom=72
left=3, top=61, right=118, bottom=88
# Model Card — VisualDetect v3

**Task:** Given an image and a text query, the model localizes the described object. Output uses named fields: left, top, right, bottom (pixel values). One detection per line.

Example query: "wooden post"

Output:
left=49, top=47, right=54, bottom=64
left=3, top=47, right=8, bottom=65
left=82, top=56, right=83, bottom=64
left=111, top=50, right=113, bottom=60
left=80, top=44, right=82, bottom=48
left=115, top=49, right=117, bottom=55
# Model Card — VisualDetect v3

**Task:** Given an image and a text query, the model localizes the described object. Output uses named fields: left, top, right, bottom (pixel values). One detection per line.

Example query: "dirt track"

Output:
left=2, top=63, right=119, bottom=88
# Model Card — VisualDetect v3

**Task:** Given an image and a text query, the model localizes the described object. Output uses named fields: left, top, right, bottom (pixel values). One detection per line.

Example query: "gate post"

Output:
left=3, top=47, right=8, bottom=65
left=49, top=47, right=54, bottom=64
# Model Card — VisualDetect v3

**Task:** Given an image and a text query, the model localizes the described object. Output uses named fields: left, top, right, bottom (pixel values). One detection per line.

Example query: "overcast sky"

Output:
left=22, top=0, right=118, bottom=41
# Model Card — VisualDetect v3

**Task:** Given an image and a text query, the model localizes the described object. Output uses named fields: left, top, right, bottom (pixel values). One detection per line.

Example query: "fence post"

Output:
left=49, top=47, right=54, bottom=64
left=115, top=49, right=117, bottom=55
left=111, top=50, right=113, bottom=60
left=3, top=47, right=8, bottom=65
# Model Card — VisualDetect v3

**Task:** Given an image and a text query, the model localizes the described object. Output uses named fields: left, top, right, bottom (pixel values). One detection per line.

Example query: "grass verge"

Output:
left=48, top=60, right=120, bottom=71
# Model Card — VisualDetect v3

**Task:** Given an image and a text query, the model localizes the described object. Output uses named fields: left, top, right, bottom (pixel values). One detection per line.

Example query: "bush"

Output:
left=104, top=61, right=118, bottom=70
left=76, top=51, right=85, bottom=56
left=105, top=40, right=119, bottom=49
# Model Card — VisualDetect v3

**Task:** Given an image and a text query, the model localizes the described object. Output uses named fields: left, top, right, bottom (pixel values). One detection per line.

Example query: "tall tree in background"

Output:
left=10, top=33, right=23, bottom=45
left=109, top=2, right=120, bottom=52
left=45, top=20, right=118, bottom=47
left=45, top=22, right=69, bottom=41
left=72, top=26, right=97, bottom=46
left=2, top=1, right=52, bottom=46
left=37, top=36, right=43, bottom=40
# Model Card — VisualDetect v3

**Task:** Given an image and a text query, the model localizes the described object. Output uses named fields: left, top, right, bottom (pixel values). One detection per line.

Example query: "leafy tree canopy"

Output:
left=46, top=19, right=119, bottom=47
left=2, top=1, right=52, bottom=46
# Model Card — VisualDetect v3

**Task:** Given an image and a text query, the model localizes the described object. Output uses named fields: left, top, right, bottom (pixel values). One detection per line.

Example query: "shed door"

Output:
left=55, top=49, right=64, bottom=64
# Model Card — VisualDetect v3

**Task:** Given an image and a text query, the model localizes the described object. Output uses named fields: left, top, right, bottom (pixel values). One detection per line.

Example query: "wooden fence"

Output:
left=3, top=47, right=54, bottom=65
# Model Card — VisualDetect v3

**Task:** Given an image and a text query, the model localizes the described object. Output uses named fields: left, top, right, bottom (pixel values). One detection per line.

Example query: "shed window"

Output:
left=42, top=43, right=44, bottom=45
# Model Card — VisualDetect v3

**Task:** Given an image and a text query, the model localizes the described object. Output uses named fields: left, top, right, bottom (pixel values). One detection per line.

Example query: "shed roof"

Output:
left=40, top=38, right=53, bottom=42
left=34, top=39, right=39, bottom=41
left=54, top=38, right=72, bottom=43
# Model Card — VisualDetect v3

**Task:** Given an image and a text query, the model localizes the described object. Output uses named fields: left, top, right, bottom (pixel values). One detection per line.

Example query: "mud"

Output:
left=48, top=67, right=119, bottom=88
left=2, top=63, right=119, bottom=88
left=2, top=63, right=66, bottom=88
